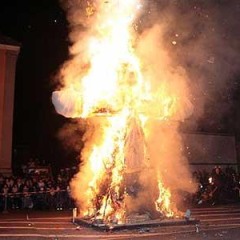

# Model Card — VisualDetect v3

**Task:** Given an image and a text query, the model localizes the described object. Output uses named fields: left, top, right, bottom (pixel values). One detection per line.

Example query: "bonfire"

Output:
left=52, top=0, right=194, bottom=225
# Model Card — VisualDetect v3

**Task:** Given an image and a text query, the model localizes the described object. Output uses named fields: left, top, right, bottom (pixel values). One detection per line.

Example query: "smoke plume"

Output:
left=52, top=0, right=240, bottom=216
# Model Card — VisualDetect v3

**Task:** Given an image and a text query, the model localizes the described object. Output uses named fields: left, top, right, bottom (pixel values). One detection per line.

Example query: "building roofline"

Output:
left=0, top=33, right=21, bottom=52
left=0, top=43, right=20, bottom=52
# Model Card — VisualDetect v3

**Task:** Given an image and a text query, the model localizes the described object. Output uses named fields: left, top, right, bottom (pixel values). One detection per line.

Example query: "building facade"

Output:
left=0, top=36, right=20, bottom=175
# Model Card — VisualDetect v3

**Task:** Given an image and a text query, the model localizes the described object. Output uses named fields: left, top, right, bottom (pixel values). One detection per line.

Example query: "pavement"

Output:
left=0, top=203, right=240, bottom=239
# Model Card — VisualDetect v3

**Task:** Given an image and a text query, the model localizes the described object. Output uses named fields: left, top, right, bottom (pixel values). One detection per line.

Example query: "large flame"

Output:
left=52, top=0, right=194, bottom=224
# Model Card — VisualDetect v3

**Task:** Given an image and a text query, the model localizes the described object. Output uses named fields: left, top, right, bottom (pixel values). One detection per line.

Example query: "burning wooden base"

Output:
left=75, top=216, right=200, bottom=231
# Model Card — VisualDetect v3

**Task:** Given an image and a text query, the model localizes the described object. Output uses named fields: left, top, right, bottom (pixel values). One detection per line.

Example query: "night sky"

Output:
left=1, top=0, right=240, bottom=171
left=0, top=0, right=74, bottom=171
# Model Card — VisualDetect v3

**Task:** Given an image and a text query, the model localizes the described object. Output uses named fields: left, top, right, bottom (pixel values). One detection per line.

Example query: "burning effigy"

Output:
left=52, top=0, right=196, bottom=227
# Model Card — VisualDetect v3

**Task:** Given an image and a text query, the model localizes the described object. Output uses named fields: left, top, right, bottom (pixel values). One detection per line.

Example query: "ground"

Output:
left=0, top=203, right=240, bottom=239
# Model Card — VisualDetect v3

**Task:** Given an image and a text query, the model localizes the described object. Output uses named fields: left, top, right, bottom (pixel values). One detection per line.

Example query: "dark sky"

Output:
left=0, top=0, right=240, bottom=169
left=0, top=0, right=75, bottom=169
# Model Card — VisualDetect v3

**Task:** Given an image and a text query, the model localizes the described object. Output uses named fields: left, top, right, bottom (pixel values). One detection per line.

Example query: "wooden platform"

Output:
left=75, top=217, right=200, bottom=231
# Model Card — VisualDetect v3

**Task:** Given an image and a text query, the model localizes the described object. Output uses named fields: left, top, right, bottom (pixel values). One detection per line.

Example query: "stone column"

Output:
left=0, top=44, right=20, bottom=175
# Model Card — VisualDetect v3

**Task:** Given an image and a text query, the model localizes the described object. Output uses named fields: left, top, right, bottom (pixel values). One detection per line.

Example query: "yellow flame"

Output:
left=155, top=174, right=174, bottom=218
left=80, top=111, right=129, bottom=222
left=53, top=1, right=178, bottom=121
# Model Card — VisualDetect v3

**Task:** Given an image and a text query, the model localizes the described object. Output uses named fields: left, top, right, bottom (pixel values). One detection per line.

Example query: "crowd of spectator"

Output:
left=191, top=166, right=240, bottom=206
left=1, top=159, right=240, bottom=212
left=0, top=158, right=77, bottom=212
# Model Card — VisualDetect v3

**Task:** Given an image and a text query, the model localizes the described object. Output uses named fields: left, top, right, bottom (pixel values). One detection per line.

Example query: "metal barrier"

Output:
left=0, top=189, right=74, bottom=212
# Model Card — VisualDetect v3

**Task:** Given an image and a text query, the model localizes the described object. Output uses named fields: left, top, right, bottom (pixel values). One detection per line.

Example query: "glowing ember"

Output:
left=52, top=0, right=195, bottom=224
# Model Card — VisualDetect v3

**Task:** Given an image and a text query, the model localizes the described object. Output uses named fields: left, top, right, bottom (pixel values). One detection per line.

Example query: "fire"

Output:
left=52, top=0, right=194, bottom=224
left=155, top=174, right=174, bottom=218
left=83, top=112, right=128, bottom=222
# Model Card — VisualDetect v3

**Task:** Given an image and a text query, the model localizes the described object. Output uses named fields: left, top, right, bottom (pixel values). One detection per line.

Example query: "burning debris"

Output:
left=52, top=0, right=196, bottom=227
